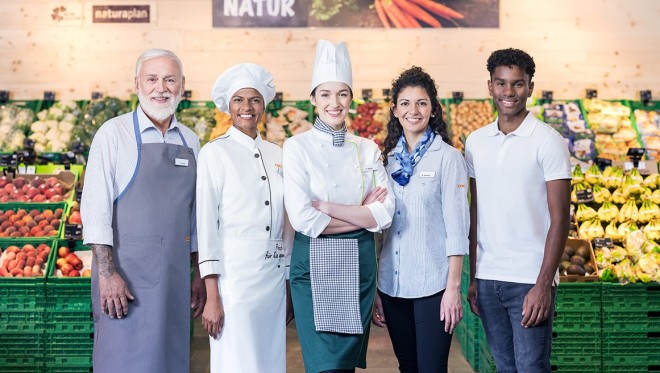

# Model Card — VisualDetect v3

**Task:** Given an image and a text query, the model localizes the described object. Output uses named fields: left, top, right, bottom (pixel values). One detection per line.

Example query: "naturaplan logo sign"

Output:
left=92, top=4, right=151, bottom=23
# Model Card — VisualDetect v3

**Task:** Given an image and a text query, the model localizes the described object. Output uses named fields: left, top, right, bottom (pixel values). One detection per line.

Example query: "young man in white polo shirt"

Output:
left=465, top=48, right=571, bottom=372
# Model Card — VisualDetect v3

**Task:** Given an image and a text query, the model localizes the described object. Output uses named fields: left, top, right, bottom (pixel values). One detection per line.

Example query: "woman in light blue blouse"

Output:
left=372, top=66, right=469, bottom=373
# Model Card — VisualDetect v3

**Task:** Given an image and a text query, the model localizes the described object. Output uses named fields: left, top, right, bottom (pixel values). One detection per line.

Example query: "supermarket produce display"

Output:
left=1, top=97, right=659, bottom=372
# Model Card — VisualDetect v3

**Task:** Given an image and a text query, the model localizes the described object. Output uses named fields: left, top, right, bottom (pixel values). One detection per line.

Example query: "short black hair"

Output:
left=487, top=48, right=535, bottom=82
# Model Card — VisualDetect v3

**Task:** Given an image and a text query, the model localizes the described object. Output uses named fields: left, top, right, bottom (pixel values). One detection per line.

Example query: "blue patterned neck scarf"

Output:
left=313, top=117, right=347, bottom=147
left=391, top=128, right=436, bottom=186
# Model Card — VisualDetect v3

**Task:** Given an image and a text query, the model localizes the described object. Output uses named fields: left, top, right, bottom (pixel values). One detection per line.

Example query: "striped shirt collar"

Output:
left=313, top=117, right=347, bottom=147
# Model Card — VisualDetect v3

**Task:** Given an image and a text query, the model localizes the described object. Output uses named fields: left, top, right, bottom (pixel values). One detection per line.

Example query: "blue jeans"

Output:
left=476, top=280, right=555, bottom=373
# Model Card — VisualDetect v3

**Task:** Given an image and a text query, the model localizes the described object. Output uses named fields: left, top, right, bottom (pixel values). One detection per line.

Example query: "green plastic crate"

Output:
left=0, top=283, right=46, bottom=310
left=0, top=309, right=44, bottom=333
left=43, top=355, right=92, bottom=367
left=44, top=331, right=93, bottom=356
left=602, top=331, right=660, bottom=355
left=0, top=331, right=44, bottom=356
left=555, top=282, right=602, bottom=312
left=602, top=283, right=660, bottom=311
left=46, top=240, right=91, bottom=313
left=477, top=344, right=497, bottom=373
left=553, top=309, right=602, bottom=332
left=45, top=364, right=91, bottom=373
left=0, top=365, right=45, bottom=373
left=602, top=310, right=660, bottom=332
left=551, top=331, right=601, bottom=356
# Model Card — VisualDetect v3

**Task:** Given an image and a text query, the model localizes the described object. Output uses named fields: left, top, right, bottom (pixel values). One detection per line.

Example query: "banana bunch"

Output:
left=638, top=198, right=660, bottom=224
left=611, top=188, right=627, bottom=204
left=634, top=188, right=653, bottom=205
left=618, top=199, right=639, bottom=222
left=643, top=219, right=660, bottom=240
left=571, top=183, right=587, bottom=204
left=592, top=185, right=611, bottom=204
left=605, top=220, right=625, bottom=241
left=643, top=174, right=660, bottom=190
left=576, top=204, right=598, bottom=222
left=621, top=174, right=644, bottom=197
left=652, top=189, right=660, bottom=205
left=629, top=167, right=644, bottom=185
left=578, top=218, right=605, bottom=240
left=598, top=201, right=619, bottom=222
left=618, top=220, right=639, bottom=237
left=604, top=166, right=624, bottom=190
left=585, top=164, right=603, bottom=186
left=571, top=164, right=585, bottom=185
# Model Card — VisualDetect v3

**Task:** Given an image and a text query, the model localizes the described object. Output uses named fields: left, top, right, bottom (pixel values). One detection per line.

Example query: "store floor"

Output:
left=190, top=318, right=476, bottom=373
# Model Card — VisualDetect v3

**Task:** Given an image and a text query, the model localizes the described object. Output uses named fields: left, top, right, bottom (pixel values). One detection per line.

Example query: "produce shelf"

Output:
left=0, top=204, right=66, bottom=239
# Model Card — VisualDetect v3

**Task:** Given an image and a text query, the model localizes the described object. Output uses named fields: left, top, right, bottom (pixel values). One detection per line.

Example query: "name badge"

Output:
left=363, top=165, right=375, bottom=172
left=420, top=171, right=435, bottom=178
left=175, top=158, right=189, bottom=167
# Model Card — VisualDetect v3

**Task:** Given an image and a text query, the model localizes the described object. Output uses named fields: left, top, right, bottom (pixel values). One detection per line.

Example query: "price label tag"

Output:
left=593, top=237, right=614, bottom=248
left=624, top=162, right=645, bottom=171
left=576, top=189, right=594, bottom=203
left=64, top=224, right=83, bottom=240
left=25, top=165, right=36, bottom=174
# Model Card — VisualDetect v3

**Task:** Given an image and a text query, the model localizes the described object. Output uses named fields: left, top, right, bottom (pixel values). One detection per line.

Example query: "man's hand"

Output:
left=91, top=243, right=134, bottom=319
left=285, top=280, right=294, bottom=325
left=191, top=271, right=206, bottom=319
left=371, top=292, right=386, bottom=327
left=363, top=186, right=387, bottom=205
left=467, top=281, right=480, bottom=317
left=203, top=296, right=225, bottom=339
left=521, top=283, right=552, bottom=328
left=98, top=272, right=134, bottom=319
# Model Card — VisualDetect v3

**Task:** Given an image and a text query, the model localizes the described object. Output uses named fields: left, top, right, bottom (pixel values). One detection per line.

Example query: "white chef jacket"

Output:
left=81, top=106, right=200, bottom=250
left=283, top=128, right=395, bottom=238
left=196, top=126, right=288, bottom=279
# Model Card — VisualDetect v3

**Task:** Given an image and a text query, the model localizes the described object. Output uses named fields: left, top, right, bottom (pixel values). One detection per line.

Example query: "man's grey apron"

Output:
left=91, top=110, right=196, bottom=373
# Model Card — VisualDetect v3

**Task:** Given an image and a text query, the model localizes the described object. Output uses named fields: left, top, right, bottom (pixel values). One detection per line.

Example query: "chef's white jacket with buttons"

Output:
left=196, top=126, right=288, bottom=279
left=283, top=128, right=395, bottom=238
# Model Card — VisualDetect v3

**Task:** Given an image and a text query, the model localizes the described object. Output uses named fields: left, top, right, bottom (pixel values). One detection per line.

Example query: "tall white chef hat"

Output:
left=211, top=63, right=276, bottom=114
left=310, top=40, right=353, bottom=94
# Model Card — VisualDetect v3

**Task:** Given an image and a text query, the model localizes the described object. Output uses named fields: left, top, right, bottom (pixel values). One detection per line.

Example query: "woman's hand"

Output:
left=440, top=286, right=462, bottom=334
left=371, top=292, right=386, bottom=327
left=363, top=186, right=388, bottom=205
left=202, top=296, right=225, bottom=339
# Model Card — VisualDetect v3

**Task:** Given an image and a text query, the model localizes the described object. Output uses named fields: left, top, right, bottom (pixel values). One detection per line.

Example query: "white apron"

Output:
left=209, top=237, right=286, bottom=373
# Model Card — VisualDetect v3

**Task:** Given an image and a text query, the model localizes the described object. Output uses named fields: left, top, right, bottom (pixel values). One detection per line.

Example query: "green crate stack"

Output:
left=551, top=282, right=602, bottom=371
left=456, top=257, right=483, bottom=372
left=44, top=239, right=92, bottom=373
left=601, top=283, right=660, bottom=372
left=0, top=239, right=57, bottom=373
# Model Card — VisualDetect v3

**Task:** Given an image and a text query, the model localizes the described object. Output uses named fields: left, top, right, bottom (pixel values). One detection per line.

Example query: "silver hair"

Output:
left=135, top=49, right=184, bottom=79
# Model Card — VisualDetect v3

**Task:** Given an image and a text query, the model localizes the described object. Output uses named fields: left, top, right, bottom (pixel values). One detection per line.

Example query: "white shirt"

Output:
left=196, top=126, right=287, bottom=278
left=283, top=128, right=395, bottom=238
left=81, top=106, right=201, bottom=250
left=379, top=136, right=469, bottom=298
left=465, top=112, right=571, bottom=285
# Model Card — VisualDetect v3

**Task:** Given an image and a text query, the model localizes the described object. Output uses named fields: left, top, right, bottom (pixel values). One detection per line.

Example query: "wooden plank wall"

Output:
left=1, top=0, right=658, bottom=100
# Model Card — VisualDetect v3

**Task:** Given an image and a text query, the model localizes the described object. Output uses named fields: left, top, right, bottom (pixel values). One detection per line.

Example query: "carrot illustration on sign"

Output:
left=374, top=0, right=464, bottom=28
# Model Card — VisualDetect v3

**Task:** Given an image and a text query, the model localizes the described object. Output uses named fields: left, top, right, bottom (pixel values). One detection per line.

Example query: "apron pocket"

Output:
left=309, top=237, right=363, bottom=334
left=117, top=234, right=162, bottom=289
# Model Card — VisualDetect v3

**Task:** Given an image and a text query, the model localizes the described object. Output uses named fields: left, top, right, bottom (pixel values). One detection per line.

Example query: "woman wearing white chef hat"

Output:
left=197, top=62, right=294, bottom=373
left=283, top=40, right=395, bottom=372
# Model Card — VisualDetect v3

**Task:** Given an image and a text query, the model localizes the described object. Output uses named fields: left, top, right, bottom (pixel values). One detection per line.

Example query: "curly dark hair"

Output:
left=486, top=48, right=535, bottom=83
left=382, top=66, right=451, bottom=166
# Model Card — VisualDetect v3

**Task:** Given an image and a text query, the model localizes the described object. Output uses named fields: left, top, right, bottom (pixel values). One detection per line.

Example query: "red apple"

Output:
left=45, top=177, right=59, bottom=188
left=31, top=177, right=44, bottom=187
left=32, top=195, right=47, bottom=202
left=57, top=246, right=71, bottom=258
left=67, top=270, right=80, bottom=277
left=56, top=258, right=67, bottom=269
left=44, top=188, right=56, bottom=199
left=4, top=184, right=15, bottom=193
left=60, top=263, right=73, bottom=276
left=26, top=187, right=39, bottom=198
left=69, top=211, right=82, bottom=224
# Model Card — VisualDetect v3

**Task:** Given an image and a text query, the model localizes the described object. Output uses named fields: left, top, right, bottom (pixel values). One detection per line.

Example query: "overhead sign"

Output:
left=92, top=5, right=151, bottom=23
left=212, top=0, right=499, bottom=28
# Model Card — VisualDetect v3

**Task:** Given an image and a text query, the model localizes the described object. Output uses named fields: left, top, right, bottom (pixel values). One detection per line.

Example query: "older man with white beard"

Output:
left=81, top=48, right=206, bottom=373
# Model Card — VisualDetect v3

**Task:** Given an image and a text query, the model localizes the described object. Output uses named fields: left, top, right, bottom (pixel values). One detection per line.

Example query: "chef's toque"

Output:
left=211, top=63, right=276, bottom=114
left=310, top=40, right=353, bottom=94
